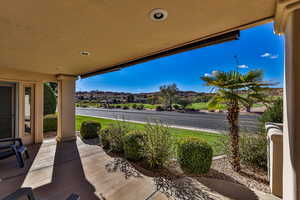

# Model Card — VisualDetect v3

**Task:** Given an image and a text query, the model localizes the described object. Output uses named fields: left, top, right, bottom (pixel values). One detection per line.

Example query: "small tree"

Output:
left=159, top=84, right=178, bottom=111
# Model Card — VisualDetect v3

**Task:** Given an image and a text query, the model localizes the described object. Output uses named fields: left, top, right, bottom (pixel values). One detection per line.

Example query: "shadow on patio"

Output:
left=0, top=138, right=159, bottom=200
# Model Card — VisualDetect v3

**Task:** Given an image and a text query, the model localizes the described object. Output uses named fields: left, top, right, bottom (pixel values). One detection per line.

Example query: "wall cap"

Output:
left=266, top=122, right=283, bottom=140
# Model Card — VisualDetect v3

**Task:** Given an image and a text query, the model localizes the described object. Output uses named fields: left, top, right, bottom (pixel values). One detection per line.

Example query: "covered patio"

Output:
left=0, top=136, right=279, bottom=200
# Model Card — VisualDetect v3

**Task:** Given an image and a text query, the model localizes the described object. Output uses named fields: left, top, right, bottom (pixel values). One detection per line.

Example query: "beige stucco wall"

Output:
left=283, top=8, right=300, bottom=200
left=0, top=68, right=56, bottom=144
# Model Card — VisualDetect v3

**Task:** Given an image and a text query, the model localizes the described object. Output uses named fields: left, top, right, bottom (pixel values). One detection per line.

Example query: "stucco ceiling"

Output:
left=0, top=0, right=276, bottom=76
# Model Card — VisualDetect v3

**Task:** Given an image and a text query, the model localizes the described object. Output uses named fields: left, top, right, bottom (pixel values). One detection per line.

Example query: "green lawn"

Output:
left=76, top=115, right=225, bottom=156
left=113, top=103, right=157, bottom=109
left=186, top=102, right=227, bottom=111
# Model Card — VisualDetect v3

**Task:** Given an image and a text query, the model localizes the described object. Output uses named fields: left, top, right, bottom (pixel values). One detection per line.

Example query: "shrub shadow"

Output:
left=196, top=168, right=260, bottom=200
left=154, top=175, right=214, bottom=200
left=105, top=158, right=143, bottom=179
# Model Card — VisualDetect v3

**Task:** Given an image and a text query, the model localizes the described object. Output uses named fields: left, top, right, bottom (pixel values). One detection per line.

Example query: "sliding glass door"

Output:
left=0, top=83, right=16, bottom=139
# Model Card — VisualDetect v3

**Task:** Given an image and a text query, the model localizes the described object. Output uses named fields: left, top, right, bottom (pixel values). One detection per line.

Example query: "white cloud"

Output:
left=204, top=70, right=219, bottom=77
left=270, top=55, right=279, bottom=59
left=212, top=70, right=219, bottom=76
left=238, top=65, right=249, bottom=69
left=261, top=53, right=271, bottom=57
left=261, top=52, right=279, bottom=59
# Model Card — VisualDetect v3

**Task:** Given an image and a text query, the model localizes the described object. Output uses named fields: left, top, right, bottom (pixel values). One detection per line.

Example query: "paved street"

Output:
left=76, top=108, right=261, bottom=133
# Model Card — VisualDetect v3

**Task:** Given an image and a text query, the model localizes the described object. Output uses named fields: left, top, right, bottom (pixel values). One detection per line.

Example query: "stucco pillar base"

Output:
left=56, top=135, right=77, bottom=142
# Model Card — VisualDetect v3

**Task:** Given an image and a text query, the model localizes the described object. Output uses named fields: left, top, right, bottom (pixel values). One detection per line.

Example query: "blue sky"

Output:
left=76, top=22, right=284, bottom=93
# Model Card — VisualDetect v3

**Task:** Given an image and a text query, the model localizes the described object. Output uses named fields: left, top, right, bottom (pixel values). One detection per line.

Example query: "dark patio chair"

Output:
left=0, top=138, right=29, bottom=168
left=1, top=187, right=80, bottom=200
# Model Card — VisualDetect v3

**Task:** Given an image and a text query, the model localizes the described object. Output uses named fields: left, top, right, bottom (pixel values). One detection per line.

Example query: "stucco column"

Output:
left=34, top=82, right=44, bottom=143
left=282, top=7, right=300, bottom=200
left=56, top=75, right=77, bottom=142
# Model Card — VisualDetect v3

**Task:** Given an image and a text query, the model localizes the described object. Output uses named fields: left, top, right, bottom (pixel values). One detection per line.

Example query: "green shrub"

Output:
left=239, top=133, right=268, bottom=170
left=156, top=105, right=164, bottom=111
left=177, top=138, right=213, bottom=174
left=43, top=114, right=57, bottom=132
left=123, top=131, right=145, bottom=161
left=105, top=122, right=129, bottom=153
left=143, top=123, right=174, bottom=168
left=80, top=121, right=101, bottom=139
left=44, top=83, right=57, bottom=115
left=136, top=104, right=144, bottom=110
left=260, top=98, right=283, bottom=124
left=116, top=105, right=121, bottom=109
left=219, top=133, right=268, bottom=170
left=122, top=105, right=129, bottom=110
left=132, top=104, right=137, bottom=109
left=100, top=128, right=110, bottom=149
left=173, top=104, right=180, bottom=110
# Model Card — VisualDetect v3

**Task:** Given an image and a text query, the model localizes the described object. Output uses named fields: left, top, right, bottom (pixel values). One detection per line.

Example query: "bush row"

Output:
left=98, top=121, right=213, bottom=173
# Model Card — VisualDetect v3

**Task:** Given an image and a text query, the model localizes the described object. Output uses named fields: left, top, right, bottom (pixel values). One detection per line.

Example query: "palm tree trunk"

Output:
left=227, top=101, right=241, bottom=172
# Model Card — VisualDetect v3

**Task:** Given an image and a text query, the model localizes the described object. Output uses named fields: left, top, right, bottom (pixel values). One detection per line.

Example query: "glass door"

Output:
left=24, top=85, right=34, bottom=136
left=0, top=83, right=16, bottom=139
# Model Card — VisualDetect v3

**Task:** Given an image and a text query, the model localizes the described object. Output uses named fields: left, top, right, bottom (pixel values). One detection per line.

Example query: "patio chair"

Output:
left=1, top=187, right=80, bottom=200
left=0, top=138, right=29, bottom=168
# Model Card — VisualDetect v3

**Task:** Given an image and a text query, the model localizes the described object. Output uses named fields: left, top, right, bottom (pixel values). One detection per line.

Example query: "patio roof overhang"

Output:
left=0, top=0, right=275, bottom=77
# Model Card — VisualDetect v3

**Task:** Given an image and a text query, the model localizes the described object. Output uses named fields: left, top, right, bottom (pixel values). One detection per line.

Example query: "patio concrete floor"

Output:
left=0, top=137, right=280, bottom=200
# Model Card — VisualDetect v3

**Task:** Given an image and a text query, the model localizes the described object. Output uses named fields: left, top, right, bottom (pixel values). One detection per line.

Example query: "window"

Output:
left=24, top=86, right=34, bottom=135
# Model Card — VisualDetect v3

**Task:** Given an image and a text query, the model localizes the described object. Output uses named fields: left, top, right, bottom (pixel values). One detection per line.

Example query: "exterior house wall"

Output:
left=0, top=67, right=56, bottom=144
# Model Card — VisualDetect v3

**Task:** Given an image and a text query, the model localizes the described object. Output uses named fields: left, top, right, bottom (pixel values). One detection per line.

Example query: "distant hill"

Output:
left=76, top=88, right=283, bottom=103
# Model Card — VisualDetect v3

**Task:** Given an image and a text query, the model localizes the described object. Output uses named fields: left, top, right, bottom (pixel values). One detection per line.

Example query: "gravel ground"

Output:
left=201, top=158, right=270, bottom=193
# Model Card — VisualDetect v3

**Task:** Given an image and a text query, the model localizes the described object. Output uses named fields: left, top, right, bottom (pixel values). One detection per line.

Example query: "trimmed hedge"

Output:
left=43, top=114, right=57, bottom=132
left=177, top=138, right=213, bottom=174
left=80, top=121, right=101, bottom=139
left=123, top=131, right=145, bottom=161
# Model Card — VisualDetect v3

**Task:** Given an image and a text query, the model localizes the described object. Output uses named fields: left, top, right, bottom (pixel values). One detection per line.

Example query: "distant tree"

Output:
left=201, top=70, right=273, bottom=172
left=159, top=84, right=179, bottom=111
left=260, top=98, right=283, bottom=124
left=177, top=98, right=192, bottom=110
left=127, top=94, right=135, bottom=103
left=147, top=95, right=159, bottom=105
left=195, top=94, right=212, bottom=103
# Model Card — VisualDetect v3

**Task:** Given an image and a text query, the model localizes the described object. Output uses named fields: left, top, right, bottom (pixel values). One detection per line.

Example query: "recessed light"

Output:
left=150, top=8, right=168, bottom=21
left=80, top=51, right=90, bottom=56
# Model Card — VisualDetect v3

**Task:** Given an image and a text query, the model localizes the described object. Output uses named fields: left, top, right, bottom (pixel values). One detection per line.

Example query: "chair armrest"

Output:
left=0, top=138, right=23, bottom=146
left=65, top=194, right=80, bottom=200
left=2, top=187, right=36, bottom=200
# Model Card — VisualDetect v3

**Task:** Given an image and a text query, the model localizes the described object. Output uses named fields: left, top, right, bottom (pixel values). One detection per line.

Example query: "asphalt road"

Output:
left=76, top=108, right=261, bottom=133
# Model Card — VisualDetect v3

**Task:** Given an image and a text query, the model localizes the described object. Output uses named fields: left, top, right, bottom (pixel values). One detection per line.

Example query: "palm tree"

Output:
left=201, top=70, right=272, bottom=172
